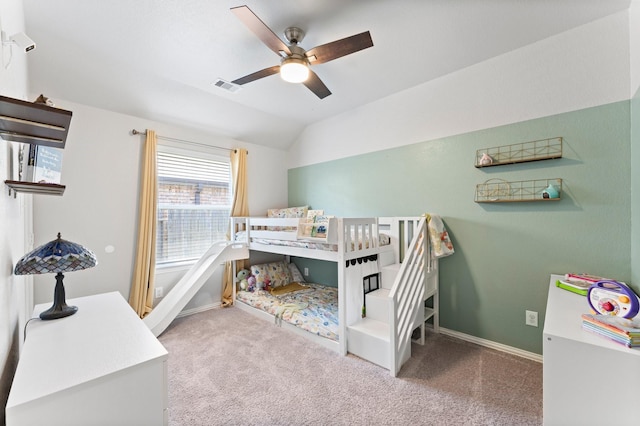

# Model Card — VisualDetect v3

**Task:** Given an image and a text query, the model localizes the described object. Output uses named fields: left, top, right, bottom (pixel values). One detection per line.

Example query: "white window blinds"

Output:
left=156, top=150, right=231, bottom=265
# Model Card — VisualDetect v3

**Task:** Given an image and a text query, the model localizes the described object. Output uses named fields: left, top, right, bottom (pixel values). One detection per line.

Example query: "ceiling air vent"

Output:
left=212, top=78, right=241, bottom=93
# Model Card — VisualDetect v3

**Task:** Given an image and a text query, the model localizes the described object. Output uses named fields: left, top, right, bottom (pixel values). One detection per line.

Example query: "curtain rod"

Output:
left=130, top=129, right=245, bottom=154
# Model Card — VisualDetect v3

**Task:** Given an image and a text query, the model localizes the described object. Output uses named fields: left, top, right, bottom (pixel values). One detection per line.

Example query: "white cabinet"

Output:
left=6, top=292, right=168, bottom=426
left=543, top=275, right=640, bottom=425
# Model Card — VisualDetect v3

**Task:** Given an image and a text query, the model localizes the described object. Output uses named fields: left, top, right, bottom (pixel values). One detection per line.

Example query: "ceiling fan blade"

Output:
left=231, top=5, right=291, bottom=57
left=306, top=31, right=373, bottom=65
left=303, top=71, right=331, bottom=99
left=232, top=65, right=281, bottom=86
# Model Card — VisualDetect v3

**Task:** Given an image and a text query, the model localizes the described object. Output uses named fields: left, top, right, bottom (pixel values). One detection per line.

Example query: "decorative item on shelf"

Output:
left=475, top=178, right=512, bottom=202
left=479, top=152, right=494, bottom=166
left=542, top=183, right=560, bottom=199
left=14, top=233, right=97, bottom=320
left=33, top=93, right=55, bottom=107
left=21, top=143, right=64, bottom=183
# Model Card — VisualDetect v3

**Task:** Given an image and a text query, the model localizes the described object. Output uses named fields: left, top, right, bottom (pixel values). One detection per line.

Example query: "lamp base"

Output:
left=39, top=304, right=78, bottom=320
left=39, top=272, right=78, bottom=320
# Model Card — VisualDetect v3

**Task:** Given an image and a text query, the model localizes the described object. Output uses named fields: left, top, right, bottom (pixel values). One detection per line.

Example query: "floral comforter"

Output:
left=236, top=283, right=339, bottom=341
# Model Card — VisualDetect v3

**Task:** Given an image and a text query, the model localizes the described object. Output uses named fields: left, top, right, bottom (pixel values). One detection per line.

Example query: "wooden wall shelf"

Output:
left=0, top=95, right=72, bottom=148
left=5, top=180, right=65, bottom=197
left=475, top=137, right=562, bottom=167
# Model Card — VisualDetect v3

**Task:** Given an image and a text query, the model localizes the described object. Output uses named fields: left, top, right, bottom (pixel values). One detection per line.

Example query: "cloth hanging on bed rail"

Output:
left=424, top=214, right=455, bottom=258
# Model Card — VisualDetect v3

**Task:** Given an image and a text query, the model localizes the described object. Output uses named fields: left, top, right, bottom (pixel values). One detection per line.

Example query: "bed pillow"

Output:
left=250, top=261, right=293, bottom=289
left=267, top=206, right=309, bottom=231
left=288, top=262, right=306, bottom=283
left=270, top=282, right=307, bottom=296
left=267, top=205, right=309, bottom=219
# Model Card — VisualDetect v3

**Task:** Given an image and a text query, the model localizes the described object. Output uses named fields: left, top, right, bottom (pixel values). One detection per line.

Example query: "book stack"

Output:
left=22, top=144, right=64, bottom=184
left=581, top=313, right=640, bottom=348
left=556, top=273, right=612, bottom=296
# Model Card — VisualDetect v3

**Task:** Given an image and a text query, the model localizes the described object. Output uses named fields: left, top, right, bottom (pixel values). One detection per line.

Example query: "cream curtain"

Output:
left=129, top=129, right=158, bottom=318
left=222, top=148, right=249, bottom=307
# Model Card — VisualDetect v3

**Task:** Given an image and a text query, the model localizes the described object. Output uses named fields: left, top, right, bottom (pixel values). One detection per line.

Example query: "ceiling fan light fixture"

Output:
left=280, top=58, right=309, bottom=83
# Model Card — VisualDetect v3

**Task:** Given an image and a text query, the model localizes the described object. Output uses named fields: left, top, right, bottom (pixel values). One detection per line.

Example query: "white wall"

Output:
left=631, top=0, right=640, bottom=287
left=32, top=101, right=288, bottom=313
left=0, top=0, right=32, bottom=422
left=288, top=11, right=631, bottom=168
left=631, top=0, right=640, bottom=96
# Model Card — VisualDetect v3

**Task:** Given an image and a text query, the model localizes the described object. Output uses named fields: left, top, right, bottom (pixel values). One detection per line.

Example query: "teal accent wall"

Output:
left=289, top=101, right=632, bottom=355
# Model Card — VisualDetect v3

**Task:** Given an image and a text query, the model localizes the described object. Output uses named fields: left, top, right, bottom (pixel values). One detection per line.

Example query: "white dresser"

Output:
left=6, top=292, right=169, bottom=426
left=543, top=275, right=640, bottom=425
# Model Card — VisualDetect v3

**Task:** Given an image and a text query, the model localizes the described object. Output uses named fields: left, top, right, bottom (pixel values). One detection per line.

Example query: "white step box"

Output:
left=347, top=318, right=390, bottom=369
left=381, top=263, right=400, bottom=290
left=364, top=288, right=390, bottom=323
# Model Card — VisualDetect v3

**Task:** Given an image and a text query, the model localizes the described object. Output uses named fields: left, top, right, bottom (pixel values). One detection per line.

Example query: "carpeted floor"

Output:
left=159, top=307, right=542, bottom=425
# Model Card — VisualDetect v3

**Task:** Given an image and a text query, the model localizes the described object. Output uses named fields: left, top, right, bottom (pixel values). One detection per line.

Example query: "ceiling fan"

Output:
left=230, top=5, right=374, bottom=99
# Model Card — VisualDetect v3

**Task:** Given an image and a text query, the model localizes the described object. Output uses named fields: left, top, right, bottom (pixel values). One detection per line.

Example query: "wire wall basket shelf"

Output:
left=475, top=178, right=562, bottom=203
left=475, top=137, right=562, bottom=167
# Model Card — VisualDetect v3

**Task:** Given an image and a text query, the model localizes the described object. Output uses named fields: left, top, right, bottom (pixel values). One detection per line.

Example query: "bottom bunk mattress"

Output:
left=236, top=283, right=339, bottom=341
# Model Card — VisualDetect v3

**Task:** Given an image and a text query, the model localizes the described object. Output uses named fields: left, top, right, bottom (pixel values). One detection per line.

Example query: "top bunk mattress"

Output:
left=236, top=231, right=390, bottom=253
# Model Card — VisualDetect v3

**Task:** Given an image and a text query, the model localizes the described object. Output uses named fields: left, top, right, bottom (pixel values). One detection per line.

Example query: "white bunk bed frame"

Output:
left=231, top=216, right=437, bottom=375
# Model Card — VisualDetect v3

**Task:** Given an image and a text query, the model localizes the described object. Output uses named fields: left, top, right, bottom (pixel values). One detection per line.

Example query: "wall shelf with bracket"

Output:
left=0, top=95, right=72, bottom=148
left=4, top=180, right=66, bottom=198
left=475, top=137, right=562, bottom=168
left=475, top=178, right=562, bottom=203
left=1, top=94, right=72, bottom=196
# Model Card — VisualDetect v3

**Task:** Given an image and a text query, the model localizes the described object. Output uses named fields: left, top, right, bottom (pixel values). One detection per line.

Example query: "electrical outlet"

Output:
left=155, top=287, right=164, bottom=298
left=526, top=310, right=538, bottom=327
left=304, top=267, right=309, bottom=277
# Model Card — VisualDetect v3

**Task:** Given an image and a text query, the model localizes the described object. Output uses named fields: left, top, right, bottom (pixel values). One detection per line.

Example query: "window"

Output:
left=156, top=145, right=231, bottom=266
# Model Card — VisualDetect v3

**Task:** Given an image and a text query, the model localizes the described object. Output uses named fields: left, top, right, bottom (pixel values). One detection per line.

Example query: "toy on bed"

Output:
left=235, top=260, right=339, bottom=341
left=237, top=269, right=250, bottom=291
left=237, top=268, right=259, bottom=292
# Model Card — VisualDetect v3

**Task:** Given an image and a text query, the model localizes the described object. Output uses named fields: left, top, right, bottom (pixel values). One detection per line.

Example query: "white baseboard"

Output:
left=176, top=302, right=221, bottom=318
left=439, top=327, right=543, bottom=363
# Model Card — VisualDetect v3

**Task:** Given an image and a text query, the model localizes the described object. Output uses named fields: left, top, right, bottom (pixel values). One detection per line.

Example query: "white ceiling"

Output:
left=23, top=0, right=631, bottom=150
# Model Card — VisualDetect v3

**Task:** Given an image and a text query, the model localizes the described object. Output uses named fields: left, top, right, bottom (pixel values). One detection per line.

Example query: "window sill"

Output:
left=155, top=260, right=197, bottom=274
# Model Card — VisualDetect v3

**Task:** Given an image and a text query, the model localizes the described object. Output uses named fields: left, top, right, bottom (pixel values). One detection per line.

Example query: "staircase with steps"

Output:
left=346, top=217, right=439, bottom=376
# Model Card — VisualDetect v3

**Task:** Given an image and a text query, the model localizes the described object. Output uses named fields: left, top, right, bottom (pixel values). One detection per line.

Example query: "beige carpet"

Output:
left=159, top=307, right=542, bottom=425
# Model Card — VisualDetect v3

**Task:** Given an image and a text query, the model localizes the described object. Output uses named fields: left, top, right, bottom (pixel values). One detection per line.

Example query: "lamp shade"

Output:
left=14, top=232, right=97, bottom=275
left=14, top=233, right=97, bottom=320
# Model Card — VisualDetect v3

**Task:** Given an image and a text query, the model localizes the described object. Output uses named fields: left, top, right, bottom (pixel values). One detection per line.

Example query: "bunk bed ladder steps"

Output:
left=346, top=262, right=400, bottom=369
left=388, top=218, right=432, bottom=376
left=347, top=316, right=390, bottom=369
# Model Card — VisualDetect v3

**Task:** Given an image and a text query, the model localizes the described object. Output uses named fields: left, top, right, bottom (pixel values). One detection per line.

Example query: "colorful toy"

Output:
left=247, top=275, right=256, bottom=292
left=588, top=280, right=640, bottom=319
left=236, top=269, right=250, bottom=291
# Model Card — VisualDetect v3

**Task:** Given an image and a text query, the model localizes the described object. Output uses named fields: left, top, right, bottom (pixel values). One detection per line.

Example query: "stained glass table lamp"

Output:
left=14, top=232, right=98, bottom=320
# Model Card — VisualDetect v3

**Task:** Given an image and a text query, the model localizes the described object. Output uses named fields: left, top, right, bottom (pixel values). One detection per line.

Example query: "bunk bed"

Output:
left=231, top=215, right=390, bottom=352
left=230, top=213, right=443, bottom=375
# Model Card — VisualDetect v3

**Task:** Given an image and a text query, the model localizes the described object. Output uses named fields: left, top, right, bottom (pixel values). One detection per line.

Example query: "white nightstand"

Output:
left=543, top=275, right=640, bottom=425
left=6, top=292, right=168, bottom=426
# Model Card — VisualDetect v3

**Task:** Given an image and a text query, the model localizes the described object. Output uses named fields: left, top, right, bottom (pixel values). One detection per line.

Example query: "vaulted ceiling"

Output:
left=23, top=0, right=631, bottom=150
